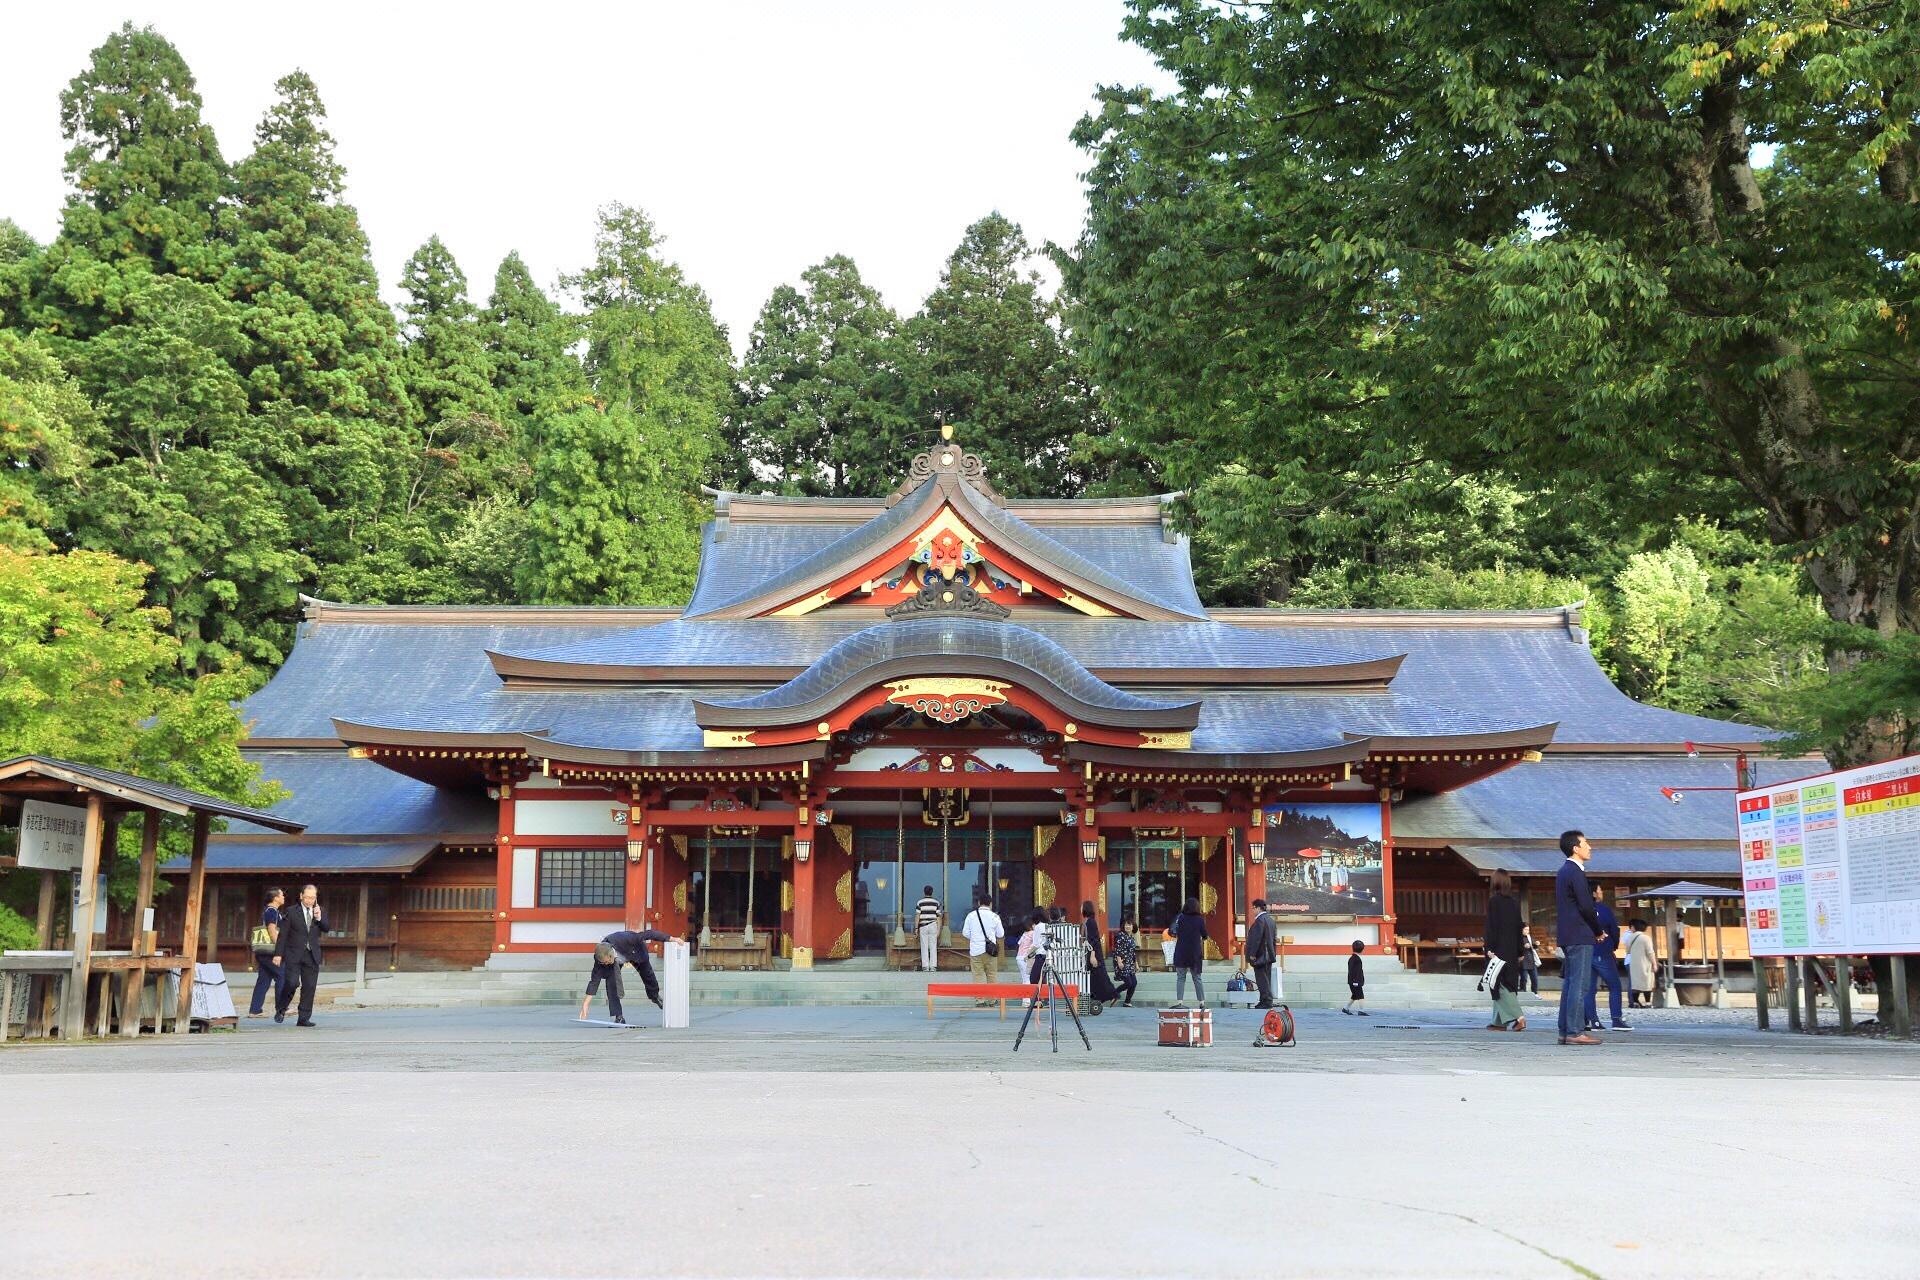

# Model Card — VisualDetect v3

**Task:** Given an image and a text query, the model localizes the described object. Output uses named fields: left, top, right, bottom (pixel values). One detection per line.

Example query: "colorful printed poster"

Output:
left=1261, top=804, right=1384, bottom=918
left=1739, top=755, right=1920, bottom=956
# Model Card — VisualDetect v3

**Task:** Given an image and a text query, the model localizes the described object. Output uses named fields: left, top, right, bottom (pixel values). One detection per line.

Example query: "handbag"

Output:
left=250, top=923, right=275, bottom=955
left=1476, top=954, right=1505, bottom=992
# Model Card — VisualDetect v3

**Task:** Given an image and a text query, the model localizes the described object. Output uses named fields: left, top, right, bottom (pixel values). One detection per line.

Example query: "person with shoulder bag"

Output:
left=961, top=893, right=1004, bottom=1005
left=247, top=887, right=288, bottom=1017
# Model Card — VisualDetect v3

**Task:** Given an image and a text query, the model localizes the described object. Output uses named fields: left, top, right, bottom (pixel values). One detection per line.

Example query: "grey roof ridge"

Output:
left=298, top=594, right=682, bottom=626
left=701, top=486, right=1185, bottom=511
left=1210, top=603, right=1587, bottom=631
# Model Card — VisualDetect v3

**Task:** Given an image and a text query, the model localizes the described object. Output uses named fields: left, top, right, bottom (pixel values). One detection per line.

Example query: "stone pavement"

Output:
left=4, top=1004, right=1917, bottom=1279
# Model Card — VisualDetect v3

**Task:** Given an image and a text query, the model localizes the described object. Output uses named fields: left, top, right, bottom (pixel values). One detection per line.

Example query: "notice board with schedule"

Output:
left=1738, top=754, right=1920, bottom=956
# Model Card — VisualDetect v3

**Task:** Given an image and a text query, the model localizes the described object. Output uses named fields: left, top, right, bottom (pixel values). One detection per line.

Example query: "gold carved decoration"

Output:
left=672, top=880, right=688, bottom=914
left=781, top=880, right=794, bottom=911
left=884, top=677, right=1009, bottom=724
left=782, top=836, right=793, bottom=861
left=1199, top=837, right=1217, bottom=864
left=835, top=870, right=853, bottom=912
left=1096, top=882, right=1107, bottom=916
left=1034, top=870, right=1057, bottom=908
left=781, top=932, right=792, bottom=958
left=702, top=729, right=758, bottom=748
left=830, top=823, right=854, bottom=857
left=829, top=928, right=853, bottom=960
left=1034, top=825, right=1061, bottom=860
left=1204, top=939, right=1223, bottom=962
left=1139, top=731, right=1193, bottom=750
left=669, top=834, right=688, bottom=860
left=1200, top=883, right=1219, bottom=914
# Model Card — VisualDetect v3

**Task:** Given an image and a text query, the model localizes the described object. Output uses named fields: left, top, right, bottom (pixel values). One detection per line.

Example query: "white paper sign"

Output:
left=19, top=799, right=89, bottom=870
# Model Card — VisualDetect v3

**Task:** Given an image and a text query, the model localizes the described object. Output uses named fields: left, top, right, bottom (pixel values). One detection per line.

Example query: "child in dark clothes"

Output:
left=1343, top=939, right=1369, bottom=1015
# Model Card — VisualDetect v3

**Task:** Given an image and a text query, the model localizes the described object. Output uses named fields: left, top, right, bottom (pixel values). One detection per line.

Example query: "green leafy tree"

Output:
left=224, top=70, right=407, bottom=420
left=735, top=255, right=911, bottom=495
left=519, top=402, right=706, bottom=604
left=1069, top=0, right=1919, bottom=763
left=905, top=214, right=1090, bottom=497
left=57, top=277, right=309, bottom=670
left=399, top=235, right=502, bottom=428
left=485, top=251, right=584, bottom=435
left=0, top=330, right=97, bottom=550
left=0, top=545, right=282, bottom=942
left=520, top=204, right=730, bottom=603
left=30, top=23, right=230, bottom=338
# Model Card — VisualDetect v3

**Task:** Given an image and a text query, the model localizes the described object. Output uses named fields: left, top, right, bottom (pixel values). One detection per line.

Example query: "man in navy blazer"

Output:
left=1585, top=883, right=1632, bottom=1032
left=1554, top=831, right=1606, bottom=1045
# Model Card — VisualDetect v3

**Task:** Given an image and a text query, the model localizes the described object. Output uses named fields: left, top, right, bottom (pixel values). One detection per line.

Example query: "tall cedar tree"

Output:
left=484, top=250, right=586, bottom=471
left=224, top=71, right=408, bottom=421
left=520, top=204, right=730, bottom=604
left=734, top=254, right=910, bottom=496
left=30, top=24, right=231, bottom=338
left=904, top=214, right=1090, bottom=497
left=1069, top=0, right=1920, bottom=764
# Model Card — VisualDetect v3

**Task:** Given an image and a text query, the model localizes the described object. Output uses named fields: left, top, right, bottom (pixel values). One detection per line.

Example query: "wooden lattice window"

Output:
left=401, top=884, right=496, bottom=912
left=538, top=849, right=624, bottom=907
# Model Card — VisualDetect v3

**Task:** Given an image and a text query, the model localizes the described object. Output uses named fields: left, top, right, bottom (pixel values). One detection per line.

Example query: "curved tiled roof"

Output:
left=683, top=477, right=1208, bottom=621
left=695, top=617, right=1200, bottom=728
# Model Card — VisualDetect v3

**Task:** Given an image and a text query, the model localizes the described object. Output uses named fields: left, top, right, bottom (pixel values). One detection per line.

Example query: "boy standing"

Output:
left=1342, top=939, right=1369, bottom=1015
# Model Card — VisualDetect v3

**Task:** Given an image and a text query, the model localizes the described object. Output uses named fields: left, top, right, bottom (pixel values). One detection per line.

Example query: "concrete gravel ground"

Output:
left=4, top=1003, right=1916, bottom=1280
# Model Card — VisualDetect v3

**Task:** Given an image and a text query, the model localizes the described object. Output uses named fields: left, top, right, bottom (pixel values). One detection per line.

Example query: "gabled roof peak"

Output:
left=886, top=423, right=1003, bottom=507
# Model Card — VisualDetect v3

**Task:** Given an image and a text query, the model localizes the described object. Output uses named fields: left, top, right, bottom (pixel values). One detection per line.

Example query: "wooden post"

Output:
left=34, top=869, right=55, bottom=945
left=1890, top=955, right=1913, bottom=1039
left=1754, top=957, right=1771, bottom=1031
left=1835, top=955, right=1853, bottom=1032
left=121, top=810, right=162, bottom=1038
left=1784, top=955, right=1803, bottom=1032
left=61, top=793, right=106, bottom=1041
left=790, top=811, right=815, bottom=970
left=175, top=813, right=209, bottom=1033
left=355, top=878, right=371, bottom=990
left=1801, top=958, right=1819, bottom=1033
left=204, top=882, right=222, bottom=964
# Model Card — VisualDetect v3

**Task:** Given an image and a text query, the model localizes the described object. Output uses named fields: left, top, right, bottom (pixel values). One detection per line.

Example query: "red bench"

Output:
left=926, top=982, right=1080, bottom=1020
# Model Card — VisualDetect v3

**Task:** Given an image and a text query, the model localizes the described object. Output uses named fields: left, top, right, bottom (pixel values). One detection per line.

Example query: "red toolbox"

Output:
left=1158, top=1007, right=1212, bottom=1047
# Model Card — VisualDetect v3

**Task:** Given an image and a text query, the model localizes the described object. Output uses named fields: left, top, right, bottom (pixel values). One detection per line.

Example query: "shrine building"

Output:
left=173, top=431, right=1801, bottom=975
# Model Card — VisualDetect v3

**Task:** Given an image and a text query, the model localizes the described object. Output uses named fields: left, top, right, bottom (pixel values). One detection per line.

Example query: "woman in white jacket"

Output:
left=1624, top=917, right=1658, bottom=1008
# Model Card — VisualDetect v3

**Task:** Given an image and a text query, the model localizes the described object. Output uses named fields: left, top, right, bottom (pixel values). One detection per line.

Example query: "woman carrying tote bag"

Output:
left=1483, top=871, right=1526, bottom=1031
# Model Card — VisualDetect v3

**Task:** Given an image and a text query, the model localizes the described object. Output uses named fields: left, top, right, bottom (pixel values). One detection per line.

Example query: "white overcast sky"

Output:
left=0, top=2, right=1165, bottom=351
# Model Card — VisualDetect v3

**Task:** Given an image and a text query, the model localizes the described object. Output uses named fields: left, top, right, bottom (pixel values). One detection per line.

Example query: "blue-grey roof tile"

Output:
left=242, top=621, right=646, bottom=739
left=226, top=750, right=498, bottom=836
left=1450, top=844, right=1743, bottom=877
left=504, top=617, right=1397, bottom=672
left=1392, top=756, right=1819, bottom=843
left=702, top=618, right=1194, bottom=715
left=167, top=839, right=440, bottom=874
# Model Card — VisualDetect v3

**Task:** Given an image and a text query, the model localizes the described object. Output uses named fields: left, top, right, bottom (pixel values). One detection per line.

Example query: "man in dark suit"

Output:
left=273, top=882, right=326, bottom=1027
left=1245, top=899, right=1277, bottom=1008
left=1554, top=831, right=1606, bottom=1045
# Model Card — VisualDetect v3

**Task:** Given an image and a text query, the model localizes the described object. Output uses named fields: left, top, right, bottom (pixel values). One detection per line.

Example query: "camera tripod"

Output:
left=1013, top=957, right=1091, bottom=1053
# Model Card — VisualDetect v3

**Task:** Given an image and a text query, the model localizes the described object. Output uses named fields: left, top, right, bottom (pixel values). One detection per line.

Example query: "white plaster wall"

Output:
left=510, top=921, right=623, bottom=944
left=513, top=798, right=627, bottom=836
left=511, top=848, right=538, bottom=908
